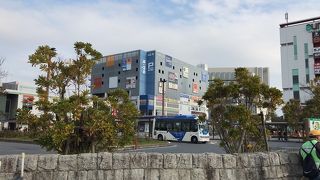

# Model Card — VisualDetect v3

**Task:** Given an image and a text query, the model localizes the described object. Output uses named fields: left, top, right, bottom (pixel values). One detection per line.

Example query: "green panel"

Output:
left=293, top=84, right=299, bottom=91
left=292, top=69, right=299, bottom=76
left=294, top=36, right=298, bottom=60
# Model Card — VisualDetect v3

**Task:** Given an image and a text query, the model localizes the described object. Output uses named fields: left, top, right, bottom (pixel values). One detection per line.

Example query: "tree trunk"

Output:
left=237, top=130, right=246, bottom=153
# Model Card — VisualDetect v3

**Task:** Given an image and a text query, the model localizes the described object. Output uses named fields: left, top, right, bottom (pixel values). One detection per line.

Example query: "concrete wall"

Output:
left=0, top=151, right=303, bottom=180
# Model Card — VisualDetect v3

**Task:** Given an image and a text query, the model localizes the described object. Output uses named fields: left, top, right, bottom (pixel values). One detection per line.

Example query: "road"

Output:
left=0, top=139, right=302, bottom=155
left=0, top=141, right=54, bottom=155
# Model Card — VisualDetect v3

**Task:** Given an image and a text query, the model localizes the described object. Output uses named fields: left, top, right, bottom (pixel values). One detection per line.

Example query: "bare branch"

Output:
left=0, top=57, right=8, bottom=81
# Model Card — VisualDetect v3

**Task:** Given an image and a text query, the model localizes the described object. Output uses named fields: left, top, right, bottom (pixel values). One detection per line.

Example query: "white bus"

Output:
left=153, top=115, right=210, bottom=143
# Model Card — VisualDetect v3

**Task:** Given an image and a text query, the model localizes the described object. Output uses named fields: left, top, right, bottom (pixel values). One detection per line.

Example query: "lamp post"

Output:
left=160, top=79, right=167, bottom=116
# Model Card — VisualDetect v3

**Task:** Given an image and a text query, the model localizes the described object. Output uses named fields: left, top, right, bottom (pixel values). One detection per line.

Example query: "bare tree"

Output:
left=0, top=57, right=7, bottom=81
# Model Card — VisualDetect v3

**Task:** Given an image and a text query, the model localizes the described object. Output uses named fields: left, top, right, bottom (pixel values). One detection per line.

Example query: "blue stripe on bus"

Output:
left=169, top=131, right=186, bottom=141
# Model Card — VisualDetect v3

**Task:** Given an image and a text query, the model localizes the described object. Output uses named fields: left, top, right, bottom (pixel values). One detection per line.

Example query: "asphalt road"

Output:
left=0, top=140, right=302, bottom=155
left=0, top=142, right=54, bottom=155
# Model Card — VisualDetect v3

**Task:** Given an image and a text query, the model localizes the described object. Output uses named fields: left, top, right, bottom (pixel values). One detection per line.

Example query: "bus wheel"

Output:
left=191, top=136, right=198, bottom=144
left=158, top=134, right=163, bottom=141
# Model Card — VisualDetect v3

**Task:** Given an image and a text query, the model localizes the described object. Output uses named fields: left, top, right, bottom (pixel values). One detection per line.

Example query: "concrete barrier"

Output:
left=0, top=151, right=304, bottom=180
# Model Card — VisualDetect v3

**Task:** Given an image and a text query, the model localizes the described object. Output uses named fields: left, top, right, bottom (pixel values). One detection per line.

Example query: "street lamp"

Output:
left=160, top=79, right=167, bottom=116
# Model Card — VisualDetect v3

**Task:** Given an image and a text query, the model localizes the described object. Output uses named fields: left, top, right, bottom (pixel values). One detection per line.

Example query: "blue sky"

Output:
left=0, top=0, right=320, bottom=89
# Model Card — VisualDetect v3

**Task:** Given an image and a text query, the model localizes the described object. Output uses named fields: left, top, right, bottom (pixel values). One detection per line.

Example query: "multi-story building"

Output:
left=91, top=50, right=208, bottom=118
left=280, top=16, right=320, bottom=103
left=207, top=67, right=270, bottom=117
left=0, top=81, right=39, bottom=130
left=208, top=67, right=269, bottom=85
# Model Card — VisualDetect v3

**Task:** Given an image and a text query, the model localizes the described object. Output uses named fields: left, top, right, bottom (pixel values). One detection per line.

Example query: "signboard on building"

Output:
left=306, top=23, right=320, bottom=33
left=126, top=76, right=136, bottom=89
left=314, top=61, right=320, bottom=74
left=192, top=83, right=199, bottom=93
left=93, top=77, right=102, bottom=89
left=180, top=93, right=190, bottom=104
left=121, top=56, right=132, bottom=71
left=106, top=56, right=115, bottom=67
left=109, top=76, right=118, bottom=88
left=148, top=62, right=154, bottom=72
left=165, top=55, right=172, bottom=68
left=183, top=67, right=189, bottom=78
left=141, top=59, right=146, bottom=74
left=158, top=81, right=166, bottom=94
left=201, top=72, right=208, bottom=82
left=308, top=118, right=320, bottom=131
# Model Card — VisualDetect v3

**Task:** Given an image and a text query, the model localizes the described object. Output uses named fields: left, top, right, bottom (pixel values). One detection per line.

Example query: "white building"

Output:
left=280, top=16, right=320, bottom=104
left=208, top=67, right=269, bottom=85
left=0, top=82, right=40, bottom=130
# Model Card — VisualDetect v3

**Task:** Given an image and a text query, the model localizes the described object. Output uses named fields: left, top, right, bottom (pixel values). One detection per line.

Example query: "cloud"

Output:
left=0, top=0, right=319, bottom=89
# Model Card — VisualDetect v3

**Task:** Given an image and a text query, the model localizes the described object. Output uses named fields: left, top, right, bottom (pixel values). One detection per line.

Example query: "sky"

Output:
left=0, top=0, right=319, bottom=89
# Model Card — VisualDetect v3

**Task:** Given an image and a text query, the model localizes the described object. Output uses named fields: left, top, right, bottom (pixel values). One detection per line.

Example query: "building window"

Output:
left=305, top=59, right=309, bottom=69
left=118, top=63, right=121, bottom=67
left=118, top=79, right=120, bottom=83
left=136, top=76, right=138, bottom=80
left=189, top=84, right=191, bottom=88
left=196, top=73, right=198, bottom=76
left=199, top=80, right=202, bottom=83
left=192, top=79, right=194, bottom=82
left=102, top=81, right=104, bottom=85
left=173, top=66, right=175, bottom=70
left=160, top=78, right=162, bottom=81
left=118, top=71, right=121, bottom=75
left=136, top=68, right=138, bottom=71
left=180, top=75, right=182, bottom=78
left=102, top=67, right=104, bottom=70
left=162, top=70, right=164, bottom=74
left=102, top=74, right=104, bottom=77
left=159, top=69, right=161, bottom=73
left=293, top=36, right=298, bottom=60
left=200, top=87, right=202, bottom=90
left=136, top=59, right=139, bottom=63
left=304, top=43, right=308, bottom=57
left=293, top=75, right=299, bottom=84
left=293, top=91, right=300, bottom=100
left=180, top=68, right=182, bottom=72
left=306, top=74, right=310, bottom=83
left=160, top=62, right=162, bottom=66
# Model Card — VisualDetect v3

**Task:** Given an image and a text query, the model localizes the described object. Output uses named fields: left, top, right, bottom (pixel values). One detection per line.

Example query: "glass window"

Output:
left=160, top=62, right=163, bottom=66
left=167, top=121, right=173, bottom=131
left=293, top=91, right=300, bottom=100
left=136, top=68, right=138, bottom=71
left=181, top=122, right=190, bottom=131
left=293, top=36, right=298, bottom=60
left=293, top=75, right=299, bottom=84
left=305, top=59, right=309, bottom=68
left=190, top=122, right=198, bottom=132
left=102, top=67, right=104, bottom=70
left=173, top=121, right=181, bottom=131
left=102, top=74, right=104, bottom=77
left=306, top=74, right=310, bottom=83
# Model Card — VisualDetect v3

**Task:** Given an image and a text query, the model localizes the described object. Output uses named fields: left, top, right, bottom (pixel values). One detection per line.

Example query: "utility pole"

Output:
left=160, top=79, right=167, bottom=116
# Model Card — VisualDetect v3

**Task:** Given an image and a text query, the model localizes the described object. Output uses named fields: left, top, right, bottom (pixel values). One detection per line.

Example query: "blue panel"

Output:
left=139, top=50, right=147, bottom=95
left=146, top=51, right=155, bottom=96
left=169, top=131, right=186, bottom=141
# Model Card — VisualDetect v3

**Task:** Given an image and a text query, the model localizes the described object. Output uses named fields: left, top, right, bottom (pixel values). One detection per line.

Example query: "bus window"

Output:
left=155, top=121, right=160, bottom=130
left=167, top=121, right=173, bottom=131
left=190, top=121, right=198, bottom=132
left=159, top=121, right=167, bottom=131
left=173, top=121, right=181, bottom=131
left=181, top=122, right=190, bottom=131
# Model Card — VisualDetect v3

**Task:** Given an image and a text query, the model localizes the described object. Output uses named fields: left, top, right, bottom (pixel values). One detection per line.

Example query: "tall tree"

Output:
left=282, top=99, right=304, bottom=129
left=18, top=42, right=139, bottom=154
left=203, top=68, right=283, bottom=153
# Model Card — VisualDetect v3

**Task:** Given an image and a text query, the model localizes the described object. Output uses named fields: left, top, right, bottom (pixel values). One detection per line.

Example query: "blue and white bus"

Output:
left=152, top=115, right=210, bottom=143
